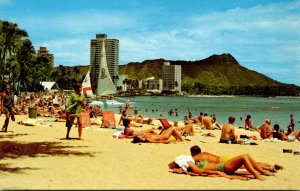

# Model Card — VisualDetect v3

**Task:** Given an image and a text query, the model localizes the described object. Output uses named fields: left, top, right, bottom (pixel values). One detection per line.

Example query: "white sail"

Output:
left=82, top=70, right=94, bottom=98
left=96, top=40, right=117, bottom=96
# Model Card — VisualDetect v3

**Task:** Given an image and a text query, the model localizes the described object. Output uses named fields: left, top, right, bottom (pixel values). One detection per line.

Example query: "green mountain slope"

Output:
left=62, top=53, right=300, bottom=95
left=119, top=54, right=281, bottom=87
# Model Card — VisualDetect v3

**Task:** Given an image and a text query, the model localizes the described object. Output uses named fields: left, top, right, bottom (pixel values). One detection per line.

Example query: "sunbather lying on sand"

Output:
left=171, top=152, right=275, bottom=181
left=272, top=124, right=300, bottom=142
left=123, top=118, right=155, bottom=138
left=159, top=118, right=194, bottom=136
left=132, top=126, right=185, bottom=144
left=169, top=145, right=284, bottom=173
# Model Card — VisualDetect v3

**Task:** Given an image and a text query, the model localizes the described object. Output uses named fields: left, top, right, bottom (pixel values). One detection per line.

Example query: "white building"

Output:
left=139, top=77, right=163, bottom=92
left=162, top=62, right=181, bottom=92
left=117, top=74, right=129, bottom=92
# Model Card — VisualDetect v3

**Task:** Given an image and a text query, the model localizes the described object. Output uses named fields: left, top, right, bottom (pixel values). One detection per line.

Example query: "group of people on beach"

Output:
left=243, top=114, right=300, bottom=142
left=0, top=82, right=298, bottom=181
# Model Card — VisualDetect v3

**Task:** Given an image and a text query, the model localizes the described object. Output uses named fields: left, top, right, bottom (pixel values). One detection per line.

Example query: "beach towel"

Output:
left=158, top=118, right=172, bottom=129
left=113, top=131, right=127, bottom=139
left=81, top=111, right=91, bottom=128
left=101, top=110, right=116, bottom=128
left=23, top=118, right=37, bottom=126
left=174, top=155, right=195, bottom=171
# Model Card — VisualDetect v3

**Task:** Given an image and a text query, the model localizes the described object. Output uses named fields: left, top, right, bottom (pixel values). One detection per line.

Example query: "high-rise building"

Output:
left=90, top=34, right=119, bottom=92
left=162, top=61, right=181, bottom=92
left=37, top=47, right=54, bottom=67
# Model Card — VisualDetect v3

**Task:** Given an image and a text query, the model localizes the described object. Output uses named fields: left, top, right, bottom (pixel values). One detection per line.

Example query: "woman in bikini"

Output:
left=186, top=153, right=274, bottom=180
left=123, top=118, right=155, bottom=138
left=132, top=126, right=185, bottom=143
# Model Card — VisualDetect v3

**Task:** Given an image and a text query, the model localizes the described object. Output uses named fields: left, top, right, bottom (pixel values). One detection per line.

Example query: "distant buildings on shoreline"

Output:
left=41, top=33, right=182, bottom=94
left=88, top=33, right=182, bottom=94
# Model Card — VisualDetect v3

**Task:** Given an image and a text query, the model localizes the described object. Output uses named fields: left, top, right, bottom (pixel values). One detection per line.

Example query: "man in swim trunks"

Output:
left=220, top=116, right=243, bottom=144
left=245, top=115, right=255, bottom=130
left=287, top=114, right=295, bottom=131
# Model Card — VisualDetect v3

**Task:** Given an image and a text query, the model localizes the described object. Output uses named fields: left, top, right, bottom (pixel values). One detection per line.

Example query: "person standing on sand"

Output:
left=65, top=83, right=86, bottom=140
left=1, top=85, right=15, bottom=132
left=257, top=119, right=272, bottom=139
left=125, top=99, right=130, bottom=115
left=220, top=116, right=243, bottom=144
left=287, top=114, right=295, bottom=131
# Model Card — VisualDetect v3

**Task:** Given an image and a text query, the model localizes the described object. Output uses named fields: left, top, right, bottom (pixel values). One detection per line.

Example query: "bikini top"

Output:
left=196, top=161, right=207, bottom=170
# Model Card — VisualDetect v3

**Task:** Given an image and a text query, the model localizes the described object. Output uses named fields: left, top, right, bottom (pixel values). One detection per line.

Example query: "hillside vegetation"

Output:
left=60, top=53, right=300, bottom=96
left=118, top=54, right=300, bottom=96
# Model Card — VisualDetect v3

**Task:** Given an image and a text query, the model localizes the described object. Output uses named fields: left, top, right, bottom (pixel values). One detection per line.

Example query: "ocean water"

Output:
left=111, top=96, right=300, bottom=131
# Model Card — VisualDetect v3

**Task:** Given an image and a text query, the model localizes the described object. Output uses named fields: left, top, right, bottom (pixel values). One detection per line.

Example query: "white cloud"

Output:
left=4, top=0, right=300, bottom=85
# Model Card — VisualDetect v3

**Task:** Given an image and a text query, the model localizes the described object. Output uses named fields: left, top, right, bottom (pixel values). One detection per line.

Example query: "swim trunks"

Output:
left=219, top=138, right=238, bottom=144
left=288, top=135, right=296, bottom=142
left=220, top=155, right=234, bottom=163
left=216, top=163, right=225, bottom=172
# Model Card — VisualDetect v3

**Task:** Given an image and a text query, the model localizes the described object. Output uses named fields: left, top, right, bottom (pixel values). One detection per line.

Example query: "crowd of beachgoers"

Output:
left=1, top=86, right=299, bottom=183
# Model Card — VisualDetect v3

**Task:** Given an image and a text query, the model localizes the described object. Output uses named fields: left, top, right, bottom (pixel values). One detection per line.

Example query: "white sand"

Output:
left=0, top=114, right=299, bottom=190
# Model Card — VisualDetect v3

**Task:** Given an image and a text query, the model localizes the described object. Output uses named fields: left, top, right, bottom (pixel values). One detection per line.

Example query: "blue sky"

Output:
left=1, top=0, right=300, bottom=86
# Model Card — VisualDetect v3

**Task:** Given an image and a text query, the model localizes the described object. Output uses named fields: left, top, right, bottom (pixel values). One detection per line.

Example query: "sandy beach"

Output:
left=0, top=113, right=299, bottom=190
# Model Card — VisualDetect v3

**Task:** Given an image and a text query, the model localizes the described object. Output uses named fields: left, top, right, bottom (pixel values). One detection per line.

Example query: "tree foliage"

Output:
left=0, top=20, right=53, bottom=93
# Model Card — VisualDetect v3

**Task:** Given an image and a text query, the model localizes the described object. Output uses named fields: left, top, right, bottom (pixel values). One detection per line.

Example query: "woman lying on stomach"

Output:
left=173, top=153, right=275, bottom=181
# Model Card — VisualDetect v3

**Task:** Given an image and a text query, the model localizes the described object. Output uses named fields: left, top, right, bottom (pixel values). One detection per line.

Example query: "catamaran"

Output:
left=84, top=40, right=134, bottom=108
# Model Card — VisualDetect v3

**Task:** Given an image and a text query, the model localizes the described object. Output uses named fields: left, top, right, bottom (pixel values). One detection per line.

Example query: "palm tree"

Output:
left=0, top=21, right=28, bottom=83
left=15, top=39, right=36, bottom=91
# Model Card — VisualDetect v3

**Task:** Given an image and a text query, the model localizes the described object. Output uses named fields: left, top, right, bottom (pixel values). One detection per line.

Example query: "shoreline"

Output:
left=0, top=114, right=299, bottom=189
